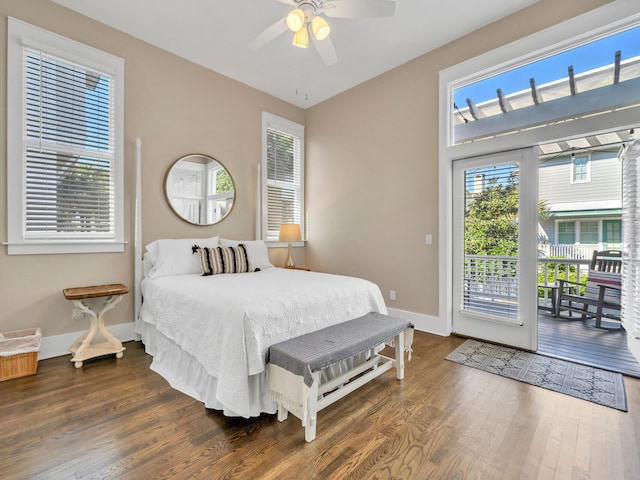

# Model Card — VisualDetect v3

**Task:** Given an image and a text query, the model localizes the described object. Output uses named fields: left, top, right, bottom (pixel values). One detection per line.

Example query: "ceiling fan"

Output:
left=249, top=0, right=397, bottom=66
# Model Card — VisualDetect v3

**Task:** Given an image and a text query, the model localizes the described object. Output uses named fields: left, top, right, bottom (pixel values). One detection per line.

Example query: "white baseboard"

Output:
left=387, top=308, right=449, bottom=336
left=38, top=322, right=137, bottom=360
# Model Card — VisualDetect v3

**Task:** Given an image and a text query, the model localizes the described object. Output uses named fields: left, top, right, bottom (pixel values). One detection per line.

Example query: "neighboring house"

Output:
left=538, top=148, right=622, bottom=259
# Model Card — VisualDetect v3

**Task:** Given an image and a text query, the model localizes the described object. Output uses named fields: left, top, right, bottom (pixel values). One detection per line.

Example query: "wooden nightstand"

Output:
left=285, top=267, right=311, bottom=271
left=63, top=284, right=128, bottom=368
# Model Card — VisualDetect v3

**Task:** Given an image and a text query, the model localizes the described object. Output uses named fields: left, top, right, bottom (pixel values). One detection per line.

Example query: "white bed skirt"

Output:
left=136, top=319, right=370, bottom=418
left=136, top=319, right=277, bottom=417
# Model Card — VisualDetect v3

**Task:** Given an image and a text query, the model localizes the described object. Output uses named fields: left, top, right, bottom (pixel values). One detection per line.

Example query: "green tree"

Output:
left=465, top=176, right=550, bottom=257
left=216, top=169, right=233, bottom=193
left=465, top=179, right=519, bottom=256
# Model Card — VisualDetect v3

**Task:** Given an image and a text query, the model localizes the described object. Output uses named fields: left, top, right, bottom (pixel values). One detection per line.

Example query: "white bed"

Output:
left=136, top=241, right=387, bottom=418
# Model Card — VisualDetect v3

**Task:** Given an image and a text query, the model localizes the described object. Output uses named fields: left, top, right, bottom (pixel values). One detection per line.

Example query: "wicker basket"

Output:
left=0, top=328, right=41, bottom=381
left=0, top=352, right=38, bottom=381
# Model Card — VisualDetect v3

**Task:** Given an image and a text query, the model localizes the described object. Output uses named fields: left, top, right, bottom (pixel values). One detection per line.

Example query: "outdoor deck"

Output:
left=537, top=310, right=640, bottom=378
left=463, top=255, right=640, bottom=377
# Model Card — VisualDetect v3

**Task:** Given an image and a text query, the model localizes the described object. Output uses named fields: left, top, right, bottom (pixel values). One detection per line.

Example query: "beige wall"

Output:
left=0, top=0, right=611, bottom=344
left=304, top=0, right=612, bottom=316
left=0, top=0, right=303, bottom=338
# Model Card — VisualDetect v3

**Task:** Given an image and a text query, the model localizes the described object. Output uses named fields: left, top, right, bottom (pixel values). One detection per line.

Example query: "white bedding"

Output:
left=137, top=268, right=387, bottom=418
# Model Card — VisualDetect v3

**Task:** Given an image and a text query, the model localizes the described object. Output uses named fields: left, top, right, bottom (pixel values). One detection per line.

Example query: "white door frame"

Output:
left=438, top=1, right=640, bottom=339
left=451, top=148, right=538, bottom=350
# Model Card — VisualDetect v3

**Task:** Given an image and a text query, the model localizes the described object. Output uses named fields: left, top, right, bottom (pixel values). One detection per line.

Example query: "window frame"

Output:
left=571, top=154, right=591, bottom=184
left=260, top=112, right=305, bottom=246
left=6, top=17, right=124, bottom=255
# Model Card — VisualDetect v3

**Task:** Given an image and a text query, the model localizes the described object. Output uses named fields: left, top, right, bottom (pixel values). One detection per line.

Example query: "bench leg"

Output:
left=395, top=331, right=405, bottom=380
left=277, top=402, right=288, bottom=422
left=305, top=371, right=321, bottom=442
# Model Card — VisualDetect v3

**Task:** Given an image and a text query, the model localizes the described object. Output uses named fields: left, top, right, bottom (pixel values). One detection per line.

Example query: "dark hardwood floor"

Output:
left=1, top=332, right=639, bottom=479
left=537, top=311, right=640, bottom=378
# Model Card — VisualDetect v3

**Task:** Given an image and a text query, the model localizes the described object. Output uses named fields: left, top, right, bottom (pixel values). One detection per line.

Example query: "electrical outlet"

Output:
left=425, top=234, right=433, bottom=245
left=390, top=290, right=396, bottom=301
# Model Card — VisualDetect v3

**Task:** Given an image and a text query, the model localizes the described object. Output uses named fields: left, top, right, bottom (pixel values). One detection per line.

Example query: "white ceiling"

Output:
left=51, top=0, right=539, bottom=109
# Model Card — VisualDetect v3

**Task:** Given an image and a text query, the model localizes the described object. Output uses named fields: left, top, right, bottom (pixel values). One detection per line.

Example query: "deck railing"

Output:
left=463, top=255, right=591, bottom=313
left=464, top=255, right=518, bottom=316
left=538, top=243, right=622, bottom=260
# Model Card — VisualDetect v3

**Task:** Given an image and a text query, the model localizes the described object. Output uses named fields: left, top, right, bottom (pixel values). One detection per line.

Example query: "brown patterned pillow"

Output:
left=192, top=244, right=249, bottom=276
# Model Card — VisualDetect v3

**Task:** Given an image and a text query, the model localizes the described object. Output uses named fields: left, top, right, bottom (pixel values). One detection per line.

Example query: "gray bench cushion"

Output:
left=267, top=312, right=412, bottom=387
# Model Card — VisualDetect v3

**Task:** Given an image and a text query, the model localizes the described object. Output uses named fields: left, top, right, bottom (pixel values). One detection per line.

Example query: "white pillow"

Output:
left=219, top=238, right=273, bottom=270
left=145, top=236, right=219, bottom=278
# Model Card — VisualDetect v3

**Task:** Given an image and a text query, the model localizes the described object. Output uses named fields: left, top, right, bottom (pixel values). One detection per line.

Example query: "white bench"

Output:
left=266, top=312, right=413, bottom=442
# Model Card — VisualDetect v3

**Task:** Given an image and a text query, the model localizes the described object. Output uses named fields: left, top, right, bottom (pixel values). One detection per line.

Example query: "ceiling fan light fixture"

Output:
left=292, top=26, right=309, bottom=48
left=286, top=9, right=305, bottom=32
left=311, top=16, right=330, bottom=41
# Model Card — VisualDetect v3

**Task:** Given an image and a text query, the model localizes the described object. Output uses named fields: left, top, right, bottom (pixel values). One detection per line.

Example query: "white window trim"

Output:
left=439, top=0, right=640, bottom=334
left=260, top=112, right=305, bottom=247
left=6, top=18, right=125, bottom=255
left=571, top=154, right=591, bottom=184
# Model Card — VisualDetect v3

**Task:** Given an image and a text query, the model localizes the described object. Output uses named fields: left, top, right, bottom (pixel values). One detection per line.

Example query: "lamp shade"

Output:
left=292, top=26, right=309, bottom=48
left=311, top=16, right=330, bottom=41
left=286, top=9, right=305, bottom=32
left=279, top=224, right=302, bottom=243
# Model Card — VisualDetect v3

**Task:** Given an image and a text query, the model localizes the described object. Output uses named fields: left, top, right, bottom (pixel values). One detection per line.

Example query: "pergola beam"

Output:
left=569, top=66, right=577, bottom=95
left=530, top=77, right=543, bottom=105
left=497, top=88, right=512, bottom=113
left=614, top=50, right=621, bottom=84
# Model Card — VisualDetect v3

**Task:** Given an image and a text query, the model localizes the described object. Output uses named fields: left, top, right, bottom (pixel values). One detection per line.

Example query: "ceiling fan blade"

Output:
left=323, top=0, right=396, bottom=18
left=312, top=34, right=337, bottom=66
left=249, top=17, right=289, bottom=50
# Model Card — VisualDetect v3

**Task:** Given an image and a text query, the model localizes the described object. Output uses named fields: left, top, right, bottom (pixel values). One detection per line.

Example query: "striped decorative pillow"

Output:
left=192, top=245, right=249, bottom=276
left=585, top=269, right=621, bottom=304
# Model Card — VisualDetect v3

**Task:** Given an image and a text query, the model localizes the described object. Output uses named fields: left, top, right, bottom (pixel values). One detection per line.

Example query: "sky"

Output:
left=454, top=25, right=640, bottom=108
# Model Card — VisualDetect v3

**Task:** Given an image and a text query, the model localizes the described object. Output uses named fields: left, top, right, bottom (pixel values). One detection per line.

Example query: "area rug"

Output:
left=446, top=339, right=627, bottom=411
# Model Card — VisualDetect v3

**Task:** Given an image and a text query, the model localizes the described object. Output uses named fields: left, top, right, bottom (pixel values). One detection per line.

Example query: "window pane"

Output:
left=462, top=163, right=519, bottom=319
left=580, top=221, right=598, bottom=244
left=558, top=221, right=575, bottom=244
left=23, top=48, right=115, bottom=238
left=262, top=113, right=304, bottom=242
left=572, top=156, right=589, bottom=182
left=452, top=25, right=640, bottom=144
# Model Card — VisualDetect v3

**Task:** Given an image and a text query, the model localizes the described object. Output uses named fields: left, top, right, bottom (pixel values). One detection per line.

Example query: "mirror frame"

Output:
left=163, top=153, right=235, bottom=226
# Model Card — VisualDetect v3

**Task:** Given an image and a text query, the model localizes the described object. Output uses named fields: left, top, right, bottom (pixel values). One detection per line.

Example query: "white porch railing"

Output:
left=463, top=255, right=518, bottom=317
left=538, top=243, right=622, bottom=260
left=463, top=255, right=590, bottom=313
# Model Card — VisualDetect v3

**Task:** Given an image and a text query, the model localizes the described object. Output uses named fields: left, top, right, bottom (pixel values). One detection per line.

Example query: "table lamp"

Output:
left=279, top=224, right=301, bottom=269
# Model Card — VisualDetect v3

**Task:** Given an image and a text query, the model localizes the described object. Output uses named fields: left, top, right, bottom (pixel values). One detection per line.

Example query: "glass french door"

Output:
left=452, top=148, right=538, bottom=350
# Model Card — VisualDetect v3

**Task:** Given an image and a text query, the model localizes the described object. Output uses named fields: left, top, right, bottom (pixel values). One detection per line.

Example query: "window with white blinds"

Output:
left=7, top=18, right=124, bottom=254
left=261, top=112, right=305, bottom=243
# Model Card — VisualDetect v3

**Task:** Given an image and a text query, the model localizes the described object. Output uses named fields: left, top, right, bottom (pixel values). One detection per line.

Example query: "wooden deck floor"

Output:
left=537, top=310, right=640, bottom=378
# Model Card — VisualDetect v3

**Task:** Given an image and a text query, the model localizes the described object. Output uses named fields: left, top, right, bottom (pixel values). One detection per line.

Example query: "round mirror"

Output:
left=164, top=154, right=235, bottom=226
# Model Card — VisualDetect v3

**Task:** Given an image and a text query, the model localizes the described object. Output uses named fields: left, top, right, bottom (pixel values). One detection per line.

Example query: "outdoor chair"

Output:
left=556, top=250, right=622, bottom=329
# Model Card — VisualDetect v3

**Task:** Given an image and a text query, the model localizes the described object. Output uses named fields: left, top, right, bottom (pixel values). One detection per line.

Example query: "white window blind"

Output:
left=621, top=139, right=640, bottom=338
left=7, top=18, right=124, bottom=254
left=24, top=49, right=114, bottom=238
left=261, top=113, right=305, bottom=242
